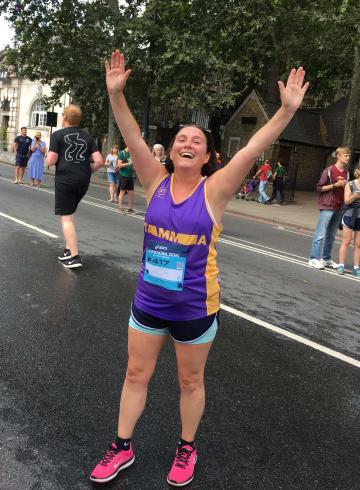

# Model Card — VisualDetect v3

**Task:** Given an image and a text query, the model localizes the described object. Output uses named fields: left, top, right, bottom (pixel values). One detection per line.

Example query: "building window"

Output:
left=1, top=97, right=10, bottom=111
left=227, top=136, right=241, bottom=158
left=30, top=99, right=47, bottom=127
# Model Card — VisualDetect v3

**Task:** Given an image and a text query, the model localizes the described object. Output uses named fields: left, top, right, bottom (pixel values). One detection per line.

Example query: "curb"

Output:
left=0, top=159, right=315, bottom=232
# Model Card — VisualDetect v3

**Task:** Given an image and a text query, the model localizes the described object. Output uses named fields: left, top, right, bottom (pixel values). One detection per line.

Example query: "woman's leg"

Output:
left=118, top=328, right=168, bottom=438
left=127, top=190, right=134, bottom=210
left=353, top=230, right=360, bottom=267
left=174, top=341, right=213, bottom=442
left=109, top=182, right=115, bottom=200
left=338, top=226, right=352, bottom=265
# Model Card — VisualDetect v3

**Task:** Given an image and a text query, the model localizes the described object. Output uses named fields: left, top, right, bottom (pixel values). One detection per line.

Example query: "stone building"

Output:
left=0, top=49, right=70, bottom=149
left=222, top=91, right=360, bottom=195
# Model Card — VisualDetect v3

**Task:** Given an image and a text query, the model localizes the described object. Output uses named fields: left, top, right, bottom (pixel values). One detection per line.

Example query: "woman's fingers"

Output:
left=111, top=50, right=117, bottom=70
left=294, top=67, right=305, bottom=86
left=120, top=52, right=125, bottom=73
left=107, top=50, right=126, bottom=73
left=286, top=68, right=296, bottom=86
left=301, top=81, right=310, bottom=95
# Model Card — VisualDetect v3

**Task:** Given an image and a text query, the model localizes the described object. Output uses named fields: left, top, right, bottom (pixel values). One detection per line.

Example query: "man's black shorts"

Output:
left=119, top=177, right=134, bottom=191
left=55, top=181, right=89, bottom=215
left=15, top=154, right=29, bottom=167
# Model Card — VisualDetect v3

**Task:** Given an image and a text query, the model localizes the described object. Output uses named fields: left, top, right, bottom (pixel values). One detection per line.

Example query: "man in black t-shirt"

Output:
left=47, top=104, right=103, bottom=269
left=13, top=127, right=32, bottom=184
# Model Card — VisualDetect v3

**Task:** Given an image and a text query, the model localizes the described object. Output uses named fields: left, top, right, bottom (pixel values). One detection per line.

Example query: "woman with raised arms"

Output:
left=90, top=50, right=308, bottom=487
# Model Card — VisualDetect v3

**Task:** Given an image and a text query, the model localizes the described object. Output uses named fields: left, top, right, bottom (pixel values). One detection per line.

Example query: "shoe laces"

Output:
left=100, top=444, right=119, bottom=466
left=175, top=446, right=193, bottom=469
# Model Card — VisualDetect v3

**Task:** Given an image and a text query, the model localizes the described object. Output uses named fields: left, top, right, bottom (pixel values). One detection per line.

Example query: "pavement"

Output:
left=0, top=155, right=320, bottom=232
left=81, top=169, right=320, bottom=232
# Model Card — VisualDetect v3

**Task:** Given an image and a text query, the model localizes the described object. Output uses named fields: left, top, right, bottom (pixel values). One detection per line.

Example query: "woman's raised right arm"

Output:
left=106, top=50, right=166, bottom=192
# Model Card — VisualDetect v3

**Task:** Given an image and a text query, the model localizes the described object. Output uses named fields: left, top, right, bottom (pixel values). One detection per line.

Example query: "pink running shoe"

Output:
left=167, top=444, right=197, bottom=487
left=90, top=443, right=135, bottom=483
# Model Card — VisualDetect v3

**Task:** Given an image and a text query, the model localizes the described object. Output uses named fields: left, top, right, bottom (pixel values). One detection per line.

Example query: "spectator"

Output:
left=152, top=143, right=166, bottom=164
left=308, top=147, right=350, bottom=269
left=117, top=146, right=135, bottom=213
left=105, top=144, right=120, bottom=202
left=27, top=131, right=46, bottom=188
left=269, top=160, right=287, bottom=205
left=46, top=104, right=104, bottom=269
left=12, top=126, right=32, bottom=184
left=254, top=159, right=272, bottom=204
left=337, top=164, right=360, bottom=277
left=215, top=152, right=223, bottom=170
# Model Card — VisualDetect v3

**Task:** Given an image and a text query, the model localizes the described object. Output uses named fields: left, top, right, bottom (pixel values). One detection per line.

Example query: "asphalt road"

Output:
left=0, top=163, right=359, bottom=489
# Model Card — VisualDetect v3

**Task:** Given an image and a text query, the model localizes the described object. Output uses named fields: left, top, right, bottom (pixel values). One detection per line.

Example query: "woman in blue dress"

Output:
left=28, top=130, right=46, bottom=187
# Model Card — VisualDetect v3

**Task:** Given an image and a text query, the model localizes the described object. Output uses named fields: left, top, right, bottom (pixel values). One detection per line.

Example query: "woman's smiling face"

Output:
left=170, top=126, right=210, bottom=171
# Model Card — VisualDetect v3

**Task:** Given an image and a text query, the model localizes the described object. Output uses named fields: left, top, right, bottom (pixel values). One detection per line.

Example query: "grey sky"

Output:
left=0, top=15, right=14, bottom=50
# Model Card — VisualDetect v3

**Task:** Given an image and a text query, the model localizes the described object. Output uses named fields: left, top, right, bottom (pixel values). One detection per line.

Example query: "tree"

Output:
left=1, top=0, right=130, bottom=138
left=1, top=0, right=358, bottom=140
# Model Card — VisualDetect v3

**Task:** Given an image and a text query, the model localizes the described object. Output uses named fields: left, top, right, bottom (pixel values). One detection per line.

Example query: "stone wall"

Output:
left=222, top=96, right=269, bottom=163
left=0, top=74, right=70, bottom=147
left=291, top=145, right=327, bottom=190
left=221, top=94, right=332, bottom=191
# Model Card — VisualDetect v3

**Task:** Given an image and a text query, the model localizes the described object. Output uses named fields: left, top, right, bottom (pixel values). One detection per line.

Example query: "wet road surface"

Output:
left=0, top=164, right=359, bottom=489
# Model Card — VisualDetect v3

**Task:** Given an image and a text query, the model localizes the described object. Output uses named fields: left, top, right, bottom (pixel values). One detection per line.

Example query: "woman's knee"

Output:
left=342, top=238, right=352, bottom=247
left=178, top=372, right=204, bottom=394
left=125, top=361, right=155, bottom=386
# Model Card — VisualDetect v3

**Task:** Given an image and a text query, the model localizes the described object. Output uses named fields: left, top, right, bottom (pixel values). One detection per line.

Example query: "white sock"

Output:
left=338, top=264, right=344, bottom=267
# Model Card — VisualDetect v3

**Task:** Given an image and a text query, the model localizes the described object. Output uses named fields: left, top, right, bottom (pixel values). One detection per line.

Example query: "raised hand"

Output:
left=105, top=50, right=132, bottom=95
left=278, top=67, right=309, bottom=113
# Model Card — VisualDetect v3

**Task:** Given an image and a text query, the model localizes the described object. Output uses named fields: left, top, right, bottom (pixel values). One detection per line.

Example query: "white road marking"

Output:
left=0, top=211, right=58, bottom=238
left=220, top=303, right=360, bottom=368
left=218, top=237, right=359, bottom=280
left=0, top=174, right=356, bottom=278
left=273, top=225, right=343, bottom=246
left=221, top=233, right=306, bottom=259
left=1, top=175, right=358, bottom=366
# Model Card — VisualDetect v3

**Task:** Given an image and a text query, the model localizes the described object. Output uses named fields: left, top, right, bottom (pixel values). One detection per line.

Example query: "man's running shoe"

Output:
left=167, top=444, right=197, bottom=487
left=320, top=259, right=338, bottom=268
left=90, top=443, right=135, bottom=483
left=62, top=255, right=83, bottom=269
left=308, top=259, right=325, bottom=269
left=58, top=248, right=72, bottom=261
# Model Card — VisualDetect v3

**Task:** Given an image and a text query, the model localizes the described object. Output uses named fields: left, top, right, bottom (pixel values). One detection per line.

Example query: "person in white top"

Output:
left=105, top=144, right=120, bottom=202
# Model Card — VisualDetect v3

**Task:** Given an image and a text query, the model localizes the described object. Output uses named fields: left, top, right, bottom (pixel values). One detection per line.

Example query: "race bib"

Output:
left=144, top=240, right=187, bottom=291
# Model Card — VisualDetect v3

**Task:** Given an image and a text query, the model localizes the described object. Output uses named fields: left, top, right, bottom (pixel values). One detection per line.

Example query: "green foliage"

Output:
left=2, top=0, right=129, bottom=136
left=1, top=0, right=359, bottom=137
left=0, top=125, right=7, bottom=142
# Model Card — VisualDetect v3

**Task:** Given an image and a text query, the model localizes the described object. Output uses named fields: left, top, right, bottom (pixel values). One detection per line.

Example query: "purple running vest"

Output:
left=134, top=174, right=221, bottom=320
